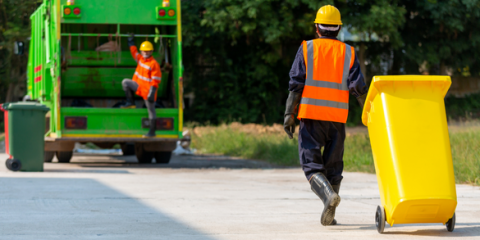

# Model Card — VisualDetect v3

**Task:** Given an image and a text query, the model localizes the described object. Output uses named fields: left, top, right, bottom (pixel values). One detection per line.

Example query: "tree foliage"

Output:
left=183, top=0, right=480, bottom=125
left=401, top=0, right=480, bottom=75
left=183, top=0, right=332, bottom=124
left=0, top=0, right=40, bottom=128
left=0, top=0, right=40, bottom=103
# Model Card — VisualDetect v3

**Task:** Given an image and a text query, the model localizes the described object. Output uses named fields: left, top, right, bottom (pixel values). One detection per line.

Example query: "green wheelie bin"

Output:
left=1, top=102, right=49, bottom=171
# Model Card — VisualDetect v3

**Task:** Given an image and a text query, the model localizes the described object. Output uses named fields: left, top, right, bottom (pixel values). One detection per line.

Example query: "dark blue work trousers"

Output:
left=298, top=119, right=345, bottom=185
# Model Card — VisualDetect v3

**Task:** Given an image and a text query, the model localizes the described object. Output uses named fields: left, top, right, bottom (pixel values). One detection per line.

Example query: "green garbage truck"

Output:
left=27, top=0, right=184, bottom=163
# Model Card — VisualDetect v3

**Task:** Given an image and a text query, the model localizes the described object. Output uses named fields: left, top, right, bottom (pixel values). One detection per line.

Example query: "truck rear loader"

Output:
left=27, top=0, right=184, bottom=163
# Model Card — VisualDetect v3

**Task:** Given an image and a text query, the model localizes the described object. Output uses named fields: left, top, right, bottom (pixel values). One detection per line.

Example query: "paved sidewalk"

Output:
left=0, top=153, right=479, bottom=239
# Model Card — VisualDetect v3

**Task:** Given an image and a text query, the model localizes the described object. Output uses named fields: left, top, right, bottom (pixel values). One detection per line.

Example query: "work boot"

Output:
left=329, top=183, right=341, bottom=225
left=121, top=90, right=136, bottom=109
left=310, top=173, right=341, bottom=226
left=143, top=119, right=156, bottom=138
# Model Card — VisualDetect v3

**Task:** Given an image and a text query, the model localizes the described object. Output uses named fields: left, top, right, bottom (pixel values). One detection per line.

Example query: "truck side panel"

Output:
left=28, top=1, right=62, bottom=136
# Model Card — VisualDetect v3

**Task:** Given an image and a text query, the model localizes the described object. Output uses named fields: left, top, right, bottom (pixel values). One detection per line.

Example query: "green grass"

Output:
left=191, top=124, right=480, bottom=185
left=343, top=133, right=375, bottom=173
left=192, top=128, right=300, bottom=166
left=450, top=130, right=480, bottom=185
left=191, top=125, right=374, bottom=168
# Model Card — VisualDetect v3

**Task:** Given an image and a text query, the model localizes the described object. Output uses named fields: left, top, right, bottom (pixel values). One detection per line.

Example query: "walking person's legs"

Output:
left=298, top=119, right=342, bottom=226
left=322, top=121, right=346, bottom=186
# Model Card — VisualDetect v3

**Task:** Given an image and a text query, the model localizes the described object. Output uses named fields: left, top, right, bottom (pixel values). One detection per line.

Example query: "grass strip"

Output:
left=192, top=128, right=299, bottom=166
left=191, top=124, right=480, bottom=185
left=450, top=130, right=480, bottom=185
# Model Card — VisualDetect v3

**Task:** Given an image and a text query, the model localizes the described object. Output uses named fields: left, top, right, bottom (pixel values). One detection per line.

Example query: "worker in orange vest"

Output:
left=284, top=5, right=368, bottom=226
left=121, top=34, right=162, bottom=138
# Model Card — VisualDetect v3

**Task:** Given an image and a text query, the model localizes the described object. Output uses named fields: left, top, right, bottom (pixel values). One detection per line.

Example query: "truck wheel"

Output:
left=135, top=143, right=153, bottom=163
left=6, top=159, right=22, bottom=171
left=154, top=151, right=172, bottom=164
left=56, top=151, right=73, bottom=163
left=121, top=143, right=135, bottom=156
left=44, top=151, right=55, bottom=162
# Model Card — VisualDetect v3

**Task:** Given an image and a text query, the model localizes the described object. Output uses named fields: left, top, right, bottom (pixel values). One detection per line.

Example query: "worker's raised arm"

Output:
left=127, top=34, right=141, bottom=62
left=151, top=62, right=162, bottom=88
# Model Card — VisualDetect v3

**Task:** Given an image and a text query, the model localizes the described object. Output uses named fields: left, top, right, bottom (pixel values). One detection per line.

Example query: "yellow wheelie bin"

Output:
left=362, top=75, right=457, bottom=233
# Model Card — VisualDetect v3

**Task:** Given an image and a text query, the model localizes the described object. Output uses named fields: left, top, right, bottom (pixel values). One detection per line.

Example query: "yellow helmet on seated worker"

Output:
left=314, top=5, right=342, bottom=25
left=140, top=41, right=154, bottom=51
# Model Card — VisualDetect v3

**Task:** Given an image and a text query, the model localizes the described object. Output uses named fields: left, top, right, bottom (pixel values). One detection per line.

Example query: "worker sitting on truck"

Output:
left=121, top=34, right=162, bottom=138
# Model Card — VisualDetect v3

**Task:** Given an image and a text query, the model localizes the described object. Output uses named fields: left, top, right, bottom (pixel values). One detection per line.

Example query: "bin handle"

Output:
left=0, top=103, right=5, bottom=112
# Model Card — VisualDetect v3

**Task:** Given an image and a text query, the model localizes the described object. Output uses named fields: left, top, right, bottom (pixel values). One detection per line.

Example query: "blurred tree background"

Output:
left=182, top=0, right=480, bottom=125
left=1, top=0, right=480, bottom=127
left=0, top=0, right=41, bottom=129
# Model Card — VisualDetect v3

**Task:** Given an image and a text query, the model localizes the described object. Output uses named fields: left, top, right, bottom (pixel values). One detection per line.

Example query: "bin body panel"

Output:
left=362, top=75, right=456, bottom=226
left=4, top=103, right=49, bottom=172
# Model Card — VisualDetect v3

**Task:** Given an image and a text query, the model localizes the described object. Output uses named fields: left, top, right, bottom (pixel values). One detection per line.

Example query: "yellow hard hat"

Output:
left=140, top=41, right=154, bottom=51
left=314, top=5, right=342, bottom=25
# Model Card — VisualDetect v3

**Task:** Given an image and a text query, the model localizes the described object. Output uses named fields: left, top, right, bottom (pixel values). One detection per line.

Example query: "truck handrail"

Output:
left=61, top=33, right=176, bottom=38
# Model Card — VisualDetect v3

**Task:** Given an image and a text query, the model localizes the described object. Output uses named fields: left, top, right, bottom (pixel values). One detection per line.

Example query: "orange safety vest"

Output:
left=297, top=38, right=355, bottom=123
left=130, top=46, right=162, bottom=101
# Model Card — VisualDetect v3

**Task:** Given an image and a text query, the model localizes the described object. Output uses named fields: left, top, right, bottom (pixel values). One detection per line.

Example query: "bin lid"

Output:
left=2, top=102, right=50, bottom=112
left=361, top=75, right=451, bottom=126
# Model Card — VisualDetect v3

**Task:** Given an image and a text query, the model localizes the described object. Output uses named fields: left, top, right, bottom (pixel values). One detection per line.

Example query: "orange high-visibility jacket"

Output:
left=297, top=38, right=355, bottom=123
left=130, top=46, right=162, bottom=101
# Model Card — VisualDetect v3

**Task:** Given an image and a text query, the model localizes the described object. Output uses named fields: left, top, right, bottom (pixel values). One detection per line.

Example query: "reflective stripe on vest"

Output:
left=300, top=98, right=349, bottom=109
left=135, top=71, right=152, bottom=82
left=134, top=53, right=140, bottom=63
left=139, top=61, right=152, bottom=71
left=298, top=39, right=354, bottom=123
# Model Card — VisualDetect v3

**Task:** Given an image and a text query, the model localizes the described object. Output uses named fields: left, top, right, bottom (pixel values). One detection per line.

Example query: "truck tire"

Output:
left=44, top=151, right=55, bottom=162
left=56, top=151, right=73, bottom=163
left=122, top=143, right=135, bottom=156
left=135, top=143, right=153, bottom=163
left=154, top=151, right=172, bottom=164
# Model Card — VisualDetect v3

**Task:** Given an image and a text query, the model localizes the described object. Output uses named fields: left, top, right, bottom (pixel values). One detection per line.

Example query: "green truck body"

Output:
left=27, top=0, right=184, bottom=162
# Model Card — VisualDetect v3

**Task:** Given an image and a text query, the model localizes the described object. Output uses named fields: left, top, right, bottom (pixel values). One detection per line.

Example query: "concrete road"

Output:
left=0, top=153, right=479, bottom=240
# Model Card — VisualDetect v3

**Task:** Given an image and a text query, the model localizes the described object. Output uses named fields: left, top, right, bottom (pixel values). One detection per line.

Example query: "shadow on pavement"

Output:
left=358, top=223, right=480, bottom=237
left=0, top=177, right=217, bottom=239
left=335, top=223, right=376, bottom=230
left=45, top=169, right=131, bottom=174
left=55, top=154, right=293, bottom=170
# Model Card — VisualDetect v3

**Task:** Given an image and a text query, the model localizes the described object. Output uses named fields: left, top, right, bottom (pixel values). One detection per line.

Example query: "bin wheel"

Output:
left=6, top=158, right=22, bottom=171
left=135, top=143, right=153, bottom=163
left=375, top=205, right=386, bottom=234
left=154, top=151, right=172, bottom=164
left=56, top=151, right=73, bottom=163
left=44, top=151, right=55, bottom=162
left=446, top=213, right=456, bottom=232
